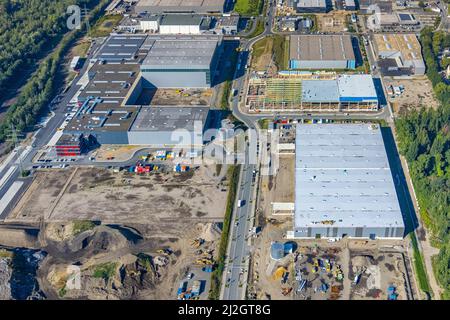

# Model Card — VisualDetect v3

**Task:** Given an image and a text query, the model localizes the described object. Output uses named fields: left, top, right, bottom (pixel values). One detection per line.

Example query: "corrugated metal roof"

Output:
left=337, top=75, right=378, bottom=101
left=302, top=80, right=339, bottom=102
left=295, top=124, right=404, bottom=229
left=142, top=35, right=221, bottom=68
left=160, top=14, right=203, bottom=26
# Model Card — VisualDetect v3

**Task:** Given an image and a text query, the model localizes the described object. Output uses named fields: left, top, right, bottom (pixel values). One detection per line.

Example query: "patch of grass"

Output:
left=92, top=262, right=118, bottom=281
left=72, top=41, right=91, bottom=58
left=0, top=249, right=13, bottom=259
left=58, top=286, right=67, bottom=298
left=252, top=35, right=288, bottom=71
left=221, top=80, right=232, bottom=110
left=72, top=220, right=96, bottom=236
left=246, top=19, right=264, bottom=39
left=272, top=35, right=288, bottom=70
left=89, top=14, right=123, bottom=38
left=209, top=165, right=240, bottom=299
left=21, top=169, right=31, bottom=177
left=258, top=119, right=269, bottom=130
left=136, top=253, right=153, bottom=272
left=410, top=233, right=431, bottom=297
left=234, top=0, right=264, bottom=16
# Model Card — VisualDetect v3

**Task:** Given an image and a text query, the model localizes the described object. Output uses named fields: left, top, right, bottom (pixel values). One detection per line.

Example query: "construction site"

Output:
left=245, top=73, right=379, bottom=113
left=7, top=165, right=228, bottom=226
left=383, top=77, right=439, bottom=116
left=248, top=232, right=416, bottom=300
left=245, top=127, right=417, bottom=300
left=0, top=161, right=233, bottom=299
left=135, top=88, right=214, bottom=106
left=316, top=12, right=351, bottom=33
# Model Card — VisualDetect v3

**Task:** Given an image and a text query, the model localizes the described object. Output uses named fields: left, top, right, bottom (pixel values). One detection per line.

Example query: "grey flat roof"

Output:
left=97, top=35, right=147, bottom=61
left=136, top=0, right=225, bottom=13
left=66, top=100, right=139, bottom=133
left=290, top=35, right=355, bottom=62
left=141, top=35, right=221, bottom=68
left=300, top=76, right=378, bottom=103
left=302, top=80, right=339, bottom=102
left=295, top=124, right=404, bottom=229
left=218, top=15, right=240, bottom=27
left=130, top=106, right=209, bottom=132
left=337, top=75, right=378, bottom=101
left=160, top=14, right=203, bottom=25
left=296, top=0, right=326, bottom=8
left=81, top=60, right=141, bottom=101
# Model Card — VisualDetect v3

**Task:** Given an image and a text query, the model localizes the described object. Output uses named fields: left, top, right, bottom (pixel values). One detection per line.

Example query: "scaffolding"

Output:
left=245, top=73, right=379, bottom=113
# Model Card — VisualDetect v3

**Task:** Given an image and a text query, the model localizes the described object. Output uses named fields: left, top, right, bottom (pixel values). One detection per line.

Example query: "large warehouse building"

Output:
left=140, top=35, right=223, bottom=88
left=61, top=34, right=215, bottom=150
left=65, top=100, right=211, bottom=149
left=135, top=0, right=226, bottom=14
left=127, top=106, right=210, bottom=147
left=289, top=35, right=356, bottom=70
left=159, top=15, right=204, bottom=34
left=246, top=74, right=379, bottom=112
left=295, top=0, right=330, bottom=13
left=293, top=124, right=405, bottom=239
left=372, top=34, right=425, bottom=76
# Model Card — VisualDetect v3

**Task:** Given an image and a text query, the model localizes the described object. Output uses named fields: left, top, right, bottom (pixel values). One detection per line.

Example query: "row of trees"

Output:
left=420, top=27, right=450, bottom=103
left=395, top=28, right=450, bottom=299
left=0, top=0, right=110, bottom=143
left=0, top=0, right=93, bottom=93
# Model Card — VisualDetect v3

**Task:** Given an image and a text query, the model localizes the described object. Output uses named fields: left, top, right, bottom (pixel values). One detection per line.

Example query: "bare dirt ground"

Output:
left=7, top=166, right=228, bottom=231
left=249, top=218, right=413, bottom=301
left=264, top=155, right=294, bottom=204
left=251, top=38, right=276, bottom=73
left=384, top=77, right=439, bottom=115
left=317, top=12, right=349, bottom=33
left=137, top=88, right=213, bottom=106
left=37, top=222, right=221, bottom=300
left=94, top=145, right=145, bottom=162
left=247, top=153, right=416, bottom=300
left=4, top=163, right=232, bottom=300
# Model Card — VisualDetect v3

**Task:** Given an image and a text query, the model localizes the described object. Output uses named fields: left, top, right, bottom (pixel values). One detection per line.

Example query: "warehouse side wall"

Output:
left=141, top=69, right=210, bottom=88
left=64, top=130, right=129, bottom=145
left=289, top=60, right=351, bottom=69
left=294, top=226, right=405, bottom=239
left=127, top=131, right=204, bottom=149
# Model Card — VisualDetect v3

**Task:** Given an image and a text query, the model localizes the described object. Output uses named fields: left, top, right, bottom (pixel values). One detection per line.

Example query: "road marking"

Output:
left=0, top=166, right=17, bottom=191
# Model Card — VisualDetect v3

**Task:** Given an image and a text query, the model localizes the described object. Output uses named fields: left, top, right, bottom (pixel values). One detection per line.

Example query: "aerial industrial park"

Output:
left=0, top=0, right=449, bottom=305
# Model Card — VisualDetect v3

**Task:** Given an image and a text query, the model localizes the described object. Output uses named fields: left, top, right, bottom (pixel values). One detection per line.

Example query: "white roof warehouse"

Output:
left=293, top=124, right=405, bottom=239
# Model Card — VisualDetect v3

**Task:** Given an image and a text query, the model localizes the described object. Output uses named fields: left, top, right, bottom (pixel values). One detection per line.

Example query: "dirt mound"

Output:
left=45, top=223, right=74, bottom=242
left=55, top=225, right=133, bottom=256
left=198, top=223, right=221, bottom=242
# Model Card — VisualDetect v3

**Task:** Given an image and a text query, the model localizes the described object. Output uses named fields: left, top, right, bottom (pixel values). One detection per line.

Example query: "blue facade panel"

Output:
left=346, top=59, right=356, bottom=69
left=289, top=60, right=299, bottom=69
left=339, top=96, right=378, bottom=102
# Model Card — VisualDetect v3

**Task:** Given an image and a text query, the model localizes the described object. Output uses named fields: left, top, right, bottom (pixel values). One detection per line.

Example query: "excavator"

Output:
left=190, top=238, right=205, bottom=248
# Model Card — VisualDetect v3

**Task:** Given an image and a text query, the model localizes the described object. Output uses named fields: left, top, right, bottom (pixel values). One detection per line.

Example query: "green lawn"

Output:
left=72, top=220, right=96, bottom=236
left=234, top=0, right=263, bottom=16
left=92, top=262, right=118, bottom=281
left=252, top=35, right=288, bottom=71
left=246, top=19, right=265, bottom=39
left=89, top=14, right=123, bottom=37
left=410, top=233, right=432, bottom=297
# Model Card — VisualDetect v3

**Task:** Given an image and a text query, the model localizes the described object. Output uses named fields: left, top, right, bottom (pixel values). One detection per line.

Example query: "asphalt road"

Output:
left=0, top=40, right=102, bottom=219
left=221, top=0, right=398, bottom=300
left=220, top=0, right=275, bottom=301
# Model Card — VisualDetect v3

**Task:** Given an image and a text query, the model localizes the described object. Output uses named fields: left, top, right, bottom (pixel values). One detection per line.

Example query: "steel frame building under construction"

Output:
left=245, top=73, right=379, bottom=113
